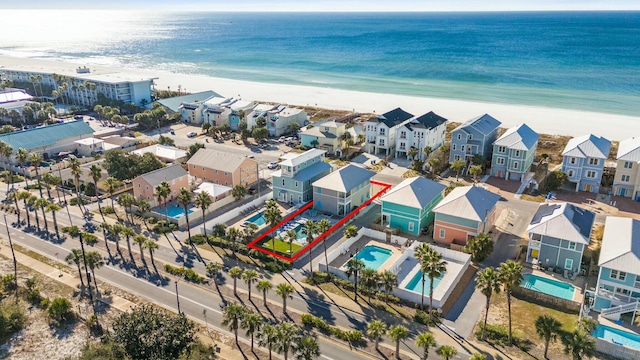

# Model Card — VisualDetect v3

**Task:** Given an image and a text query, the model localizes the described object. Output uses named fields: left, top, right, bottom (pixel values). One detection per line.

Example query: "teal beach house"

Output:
left=271, top=149, right=332, bottom=204
left=379, top=177, right=446, bottom=235
left=490, top=123, right=539, bottom=182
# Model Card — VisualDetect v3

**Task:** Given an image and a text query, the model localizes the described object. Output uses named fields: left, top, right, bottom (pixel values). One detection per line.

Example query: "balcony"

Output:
left=528, top=239, right=541, bottom=248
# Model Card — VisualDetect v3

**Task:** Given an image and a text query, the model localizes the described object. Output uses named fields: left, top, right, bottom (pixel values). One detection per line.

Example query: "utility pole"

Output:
left=175, top=279, right=181, bottom=315
left=4, top=214, right=18, bottom=302
left=58, top=166, right=72, bottom=223
left=78, top=233, right=96, bottom=316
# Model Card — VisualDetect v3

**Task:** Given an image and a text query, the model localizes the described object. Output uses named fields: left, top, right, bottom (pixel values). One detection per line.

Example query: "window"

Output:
left=611, top=270, right=627, bottom=281
left=564, top=258, right=573, bottom=270
left=316, top=188, right=321, bottom=194
left=379, top=139, right=385, bottom=146
left=461, top=145, right=465, bottom=152
left=568, top=170, right=574, bottom=177
left=214, top=169, right=217, bottom=173
left=498, top=146, right=506, bottom=153
left=145, top=185, right=148, bottom=190
left=295, top=181, right=298, bottom=187
left=452, top=144, right=457, bottom=151
left=379, top=128, right=386, bottom=135
left=624, top=161, right=633, bottom=169
left=224, top=172, right=228, bottom=176
left=408, top=222, right=415, bottom=232
left=496, top=157, right=505, bottom=165
left=457, top=134, right=462, bottom=140
left=568, top=242, right=576, bottom=250
left=570, top=157, right=576, bottom=165
left=589, top=158, right=599, bottom=165
left=439, top=229, right=445, bottom=239
left=282, top=179, right=285, bottom=186
left=467, top=134, right=472, bottom=140
left=400, top=131, right=406, bottom=139
left=515, top=150, right=521, bottom=157
left=513, top=161, right=519, bottom=169
left=454, top=155, right=461, bottom=161
left=586, top=170, right=597, bottom=178
left=622, top=175, right=631, bottom=182
left=138, top=184, right=141, bottom=188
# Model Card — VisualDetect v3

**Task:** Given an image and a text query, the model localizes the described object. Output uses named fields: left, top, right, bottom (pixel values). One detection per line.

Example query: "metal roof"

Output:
left=453, top=114, right=501, bottom=136
left=433, top=185, right=500, bottom=221
left=562, top=134, right=611, bottom=159
left=599, top=216, right=640, bottom=273
left=138, top=164, right=187, bottom=187
left=368, top=108, right=414, bottom=128
left=380, top=177, right=446, bottom=209
left=132, top=144, right=187, bottom=161
left=527, top=202, right=594, bottom=245
left=186, top=148, right=256, bottom=172
left=156, top=91, right=221, bottom=112
left=617, top=137, right=640, bottom=162
left=0, top=120, right=94, bottom=152
left=312, top=164, right=375, bottom=192
left=292, top=161, right=332, bottom=182
left=194, top=182, right=232, bottom=198
left=279, top=148, right=326, bottom=167
left=0, top=89, right=33, bottom=104
left=493, top=123, right=539, bottom=151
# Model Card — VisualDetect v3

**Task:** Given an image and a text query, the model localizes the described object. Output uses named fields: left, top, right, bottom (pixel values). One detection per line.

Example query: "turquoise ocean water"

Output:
left=1, top=11, right=639, bottom=116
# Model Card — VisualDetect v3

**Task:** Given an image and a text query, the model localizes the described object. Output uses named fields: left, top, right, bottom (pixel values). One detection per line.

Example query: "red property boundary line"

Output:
left=247, top=180, right=393, bottom=262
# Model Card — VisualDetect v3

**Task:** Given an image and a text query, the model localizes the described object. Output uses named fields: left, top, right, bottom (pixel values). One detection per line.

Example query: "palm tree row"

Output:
left=414, top=243, right=448, bottom=320
left=100, top=222, right=159, bottom=266
left=64, top=248, right=105, bottom=294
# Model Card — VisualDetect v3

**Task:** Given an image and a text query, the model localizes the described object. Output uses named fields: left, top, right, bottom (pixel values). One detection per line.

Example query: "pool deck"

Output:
left=524, top=266, right=586, bottom=303
left=396, top=255, right=465, bottom=301
left=330, top=237, right=403, bottom=273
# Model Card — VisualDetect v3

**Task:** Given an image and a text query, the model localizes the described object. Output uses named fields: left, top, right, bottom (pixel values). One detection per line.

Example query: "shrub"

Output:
left=102, top=206, right=116, bottom=214
left=147, top=216, right=157, bottom=224
left=40, top=297, right=51, bottom=309
left=82, top=232, right=98, bottom=245
left=0, top=303, right=26, bottom=338
left=414, top=310, right=439, bottom=326
left=374, top=292, right=400, bottom=303
left=301, top=314, right=314, bottom=327
left=70, top=197, right=88, bottom=206
left=187, top=234, right=207, bottom=245
left=1, top=274, right=17, bottom=291
left=153, top=221, right=178, bottom=234
left=475, top=323, right=525, bottom=346
left=164, top=264, right=205, bottom=284
left=48, top=297, right=73, bottom=324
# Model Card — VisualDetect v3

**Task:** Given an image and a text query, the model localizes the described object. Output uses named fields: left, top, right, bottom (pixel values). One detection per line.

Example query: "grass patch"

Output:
left=520, top=194, right=546, bottom=203
left=317, top=282, right=414, bottom=319
left=257, top=236, right=303, bottom=256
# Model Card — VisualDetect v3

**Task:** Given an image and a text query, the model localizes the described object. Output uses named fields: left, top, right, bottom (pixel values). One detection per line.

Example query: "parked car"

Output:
left=186, top=131, right=197, bottom=138
left=267, top=161, right=279, bottom=169
left=248, top=187, right=257, bottom=195
left=278, top=136, right=286, bottom=143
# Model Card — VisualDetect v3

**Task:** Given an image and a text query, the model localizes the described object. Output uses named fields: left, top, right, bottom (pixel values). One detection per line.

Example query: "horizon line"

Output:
left=2, top=8, right=640, bottom=12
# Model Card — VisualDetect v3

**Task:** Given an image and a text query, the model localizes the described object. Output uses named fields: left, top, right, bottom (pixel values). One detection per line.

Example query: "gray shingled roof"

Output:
left=370, top=108, right=414, bottom=128
left=0, top=120, right=94, bottom=152
left=187, top=148, right=255, bottom=172
left=405, top=111, right=447, bottom=131
left=139, top=164, right=187, bottom=188
left=453, top=114, right=501, bottom=136
left=380, top=177, right=446, bottom=210
left=156, top=90, right=221, bottom=112
left=312, top=164, right=375, bottom=192
left=493, top=123, right=539, bottom=151
left=433, top=185, right=500, bottom=221
left=527, top=202, right=594, bottom=245
left=562, top=134, right=611, bottom=159
left=599, top=216, right=640, bottom=273
left=617, top=137, right=640, bottom=162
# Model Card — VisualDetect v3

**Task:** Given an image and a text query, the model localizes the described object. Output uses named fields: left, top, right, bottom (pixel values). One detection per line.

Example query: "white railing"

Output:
left=601, top=301, right=640, bottom=320
left=528, top=240, right=541, bottom=248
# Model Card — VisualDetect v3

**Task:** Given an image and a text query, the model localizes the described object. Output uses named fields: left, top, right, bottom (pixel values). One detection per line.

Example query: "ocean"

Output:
left=1, top=10, right=639, bottom=116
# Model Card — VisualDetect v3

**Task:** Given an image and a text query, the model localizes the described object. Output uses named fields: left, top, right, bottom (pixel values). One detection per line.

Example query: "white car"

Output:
left=278, top=136, right=286, bottom=143
left=186, top=131, right=197, bottom=138
left=267, top=161, right=279, bottom=169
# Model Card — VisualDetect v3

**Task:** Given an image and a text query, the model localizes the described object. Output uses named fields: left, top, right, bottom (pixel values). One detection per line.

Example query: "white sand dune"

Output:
left=1, top=55, right=637, bottom=141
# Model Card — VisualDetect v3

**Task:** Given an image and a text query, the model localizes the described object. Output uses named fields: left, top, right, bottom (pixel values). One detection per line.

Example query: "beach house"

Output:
left=300, top=120, right=351, bottom=156
left=271, top=149, right=332, bottom=204
left=395, top=111, right=447, bottom=161
left=312, top=164, right=375, bottom=216
left=561, top=134, right=611, bottom=193
left=449, top=114, right=501, bottom=164
left=525, top=202, right=594, bottom=273
left=593, top=217, right=640, bottom=313
left=157, top=90, right=219, bottom=115
left=380, top=177, right=446, bottom=235
left=432, top=185, right=500, bottom=246
left=133, top=164, right=189, bottom=207
left=612, top=136, right=640, bottom=200
left=365, top=108, right=414, bottom=157
left=0, top=120, right=94, bottom=160
left=246, top=104, right=307, bottom=137
left=131, top=144, right=188, bottom=163
left=490, top=123, right=539, bottom=181
left=186, top=148, right=258, bottom=188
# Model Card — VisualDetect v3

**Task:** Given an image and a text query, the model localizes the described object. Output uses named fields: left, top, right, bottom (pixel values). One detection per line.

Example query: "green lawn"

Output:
left=258, top=236, right=303, bottom=256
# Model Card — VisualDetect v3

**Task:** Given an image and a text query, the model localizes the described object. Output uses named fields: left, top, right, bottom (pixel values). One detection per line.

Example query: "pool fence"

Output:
left=199, top=193, right=272, bottom=233
left=511, top=286, right=581, bottom=313
left=596, top=337, right=640, bottom=360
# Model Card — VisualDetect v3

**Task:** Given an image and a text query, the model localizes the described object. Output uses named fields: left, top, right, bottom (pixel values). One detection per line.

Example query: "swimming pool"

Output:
left=403, top=269, right=444, bottom=294
left=346, top=245, right=393, bottom=270
left=593, top=324, right=640, bottom=350
left=521, top=274, right=575, bottom=301
left=246, top=211, right=266, bottom=226
left=160, top=205, right=194, bottom=219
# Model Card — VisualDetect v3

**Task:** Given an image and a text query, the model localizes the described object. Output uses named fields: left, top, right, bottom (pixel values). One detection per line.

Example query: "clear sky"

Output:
left=1, top=0, right=638, bottom=11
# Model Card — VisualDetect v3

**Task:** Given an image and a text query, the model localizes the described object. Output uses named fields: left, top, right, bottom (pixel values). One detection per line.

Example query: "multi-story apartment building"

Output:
left=271, top=149, right=332, bottom=204
left=365, top=108, right=414, bottom=156
left=186, top=148, right=258, bottom=188
left=395, top=111, right=447, bottom=161
left=133, top=164, right=189, bottom=207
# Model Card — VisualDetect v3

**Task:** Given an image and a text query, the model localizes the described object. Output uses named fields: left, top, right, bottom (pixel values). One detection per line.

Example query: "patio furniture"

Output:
left=563, top=269, right=569, bottom=279
left=570, top=271, right=578, bottom=281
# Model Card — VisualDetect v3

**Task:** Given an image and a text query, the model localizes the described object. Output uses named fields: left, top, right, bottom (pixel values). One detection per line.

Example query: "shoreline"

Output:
left=1, top=55, right=638, bottom=141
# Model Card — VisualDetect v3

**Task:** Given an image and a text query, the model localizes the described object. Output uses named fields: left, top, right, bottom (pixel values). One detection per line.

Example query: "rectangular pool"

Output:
left=593, top=324, right=640, bottom=350
left=246, top=211, right=266, bottom=226
left=521, top=274, right=575, bottom=301
left=403, top=269, right=444, bottom=294
left=160, top=205, right=194, bottom=219
left=346, top=245, right=393, bottom=270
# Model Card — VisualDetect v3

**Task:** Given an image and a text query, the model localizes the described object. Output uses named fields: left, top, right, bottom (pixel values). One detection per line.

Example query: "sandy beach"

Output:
left=1, top=55, right=637, bottom=141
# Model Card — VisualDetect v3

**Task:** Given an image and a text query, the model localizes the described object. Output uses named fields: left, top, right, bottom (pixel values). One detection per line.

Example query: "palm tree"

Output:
left=414, top=243, right=433, bottom=309
left=345, top=258, right=366, bottom=302
left=29, top=152, right=44, bottom=198
left=344, top=224, right=358, bottom=239
left=388, top=325, right=409, bottom=360
left=17, top=190, right=31, bottom=227
left=476, top=267, right=501, bottom=341
left=134, top=235, right=147, bottom=263
left=380, top=270, right=398, bottom=304
left=6, top=192, right=20, bottom=224
left=242, top=269, right=259, bottom=299
left=366, top=320, right=387, bottom=351
left=243, top=223, right=259, bottom=244
left=29, top=195, right=40, bottom=230
left=229, top=266, right=243, bottom=296
left=206, top=261, right=222, bottom=282
left=143, top=239, right=159, bottom=268
left=275, top=322, right=300, bottom=360
left=104, top=177, right=121, bottom=210
left=436, top=345, right=457, bottom=360
left=293, top=336, right=320, bottom=360
left=45, top=202, right=61, bottom=238
left=136, top=199, right=151, bottom=227
left=416, top=332, right=437, bottom=360
left=41, top=172, right=58, bottom=200
left=450, top=159, right=466, bottom=181
left=561, top=330, right=596, bottom=360
left=0, top=142, right=13, bottom=192
left=16, top=148, right=29, bottom=186
left=111, top=223, right=124, bottom=254
left=259, top=324, right=278, bottom=360
left=34, top=197, right=49, bottom=232
left=301, top=220, right=317, bottom=277
left=285, top=229, right=298, bottom=256
left=469, top=354, right=487, bottom=360
left=428, top=157, right=441, bottom=179
left=227, top=227, right=241, bottom=256
left=89, top=164, right=103, bottom=216
left=535, top=315, right=562, bottom=359
left=424, top=248, right=447, bottom=319
left=65, top=249, right=85, bottom=288
left=117, top=193, right=136, bottom=224
left=232, top=184, right=247, bottom=201
left=257, top=279, right=273, bottom=308
left=176, top=187, right=193, bottom=242
left=194, top=191, right=212, bottom=238
left=99, top=222, right=111, bottom=250
left=275, top=283, right=295, bottom=315
left=121, top=227, right=136, bottom=260
left=241, top=311, right=262, bottom=351
left=222, top=303, right=247, bottom=344
left=498, top=260, right=524, bottom=345
left=469, top=165, right=483, bottom=182
left=155, top=180, right=171, bottom=224
left=316, top=218, right=331, bottom=269
left=69, top=157, right=84, bottom=211
left=264, top=206, right=282, bottom=245
left=85, top=251, right=104, bottom=295
left=407, top=146, right=419, bottom=160
left=360, top=268, right=380, bottom=302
